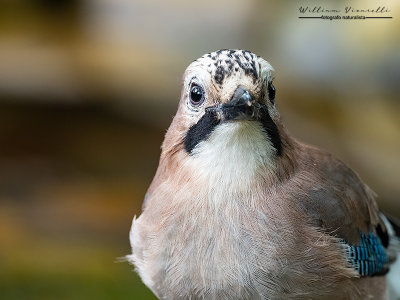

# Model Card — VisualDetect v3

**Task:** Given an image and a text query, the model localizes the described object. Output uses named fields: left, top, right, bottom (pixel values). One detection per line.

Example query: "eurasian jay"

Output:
left=127, top=49, right=400, bottom=300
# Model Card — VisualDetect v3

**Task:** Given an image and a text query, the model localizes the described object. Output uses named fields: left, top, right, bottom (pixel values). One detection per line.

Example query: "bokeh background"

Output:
left=0, top=0, right=399, bottom=299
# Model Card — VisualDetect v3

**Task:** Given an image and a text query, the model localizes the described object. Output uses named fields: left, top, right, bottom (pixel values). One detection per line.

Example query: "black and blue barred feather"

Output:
left=344, top=232, right=388, bottom=277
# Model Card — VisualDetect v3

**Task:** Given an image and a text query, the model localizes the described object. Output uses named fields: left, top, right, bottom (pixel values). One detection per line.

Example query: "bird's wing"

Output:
left=298, top=144, right=399, bottom=277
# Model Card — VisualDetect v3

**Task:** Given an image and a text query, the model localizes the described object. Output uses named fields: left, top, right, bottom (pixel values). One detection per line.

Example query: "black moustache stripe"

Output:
left=259, top=107, right=282, bottom=156
left=184, top=109, right=220, bottom=154
left=184, top=107, right=282, bottom=156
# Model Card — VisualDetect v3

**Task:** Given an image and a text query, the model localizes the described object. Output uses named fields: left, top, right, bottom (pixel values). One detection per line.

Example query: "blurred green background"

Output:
left=0, top=0, right=399, bottom=299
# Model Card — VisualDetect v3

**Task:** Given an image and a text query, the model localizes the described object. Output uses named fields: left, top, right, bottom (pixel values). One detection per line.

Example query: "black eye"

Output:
left=190, top=84, right=205, bottom=106
left=268, top=82, right=276, bottom=104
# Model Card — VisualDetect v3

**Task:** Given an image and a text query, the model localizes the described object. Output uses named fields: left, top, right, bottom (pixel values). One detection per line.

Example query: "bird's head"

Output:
left=161, top=50, right=295, bottom=181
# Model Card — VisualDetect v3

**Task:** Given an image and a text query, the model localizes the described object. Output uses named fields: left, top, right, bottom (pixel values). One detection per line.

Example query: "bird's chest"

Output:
left=133, top=196, right=287, bottom=299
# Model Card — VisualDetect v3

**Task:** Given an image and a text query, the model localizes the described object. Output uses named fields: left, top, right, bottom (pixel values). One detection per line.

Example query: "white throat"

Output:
left=187, top=121, right=276, bottom=193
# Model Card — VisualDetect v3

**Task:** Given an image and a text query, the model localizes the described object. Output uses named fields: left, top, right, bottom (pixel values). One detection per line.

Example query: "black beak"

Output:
left=206, top=87, right=265, bottom=122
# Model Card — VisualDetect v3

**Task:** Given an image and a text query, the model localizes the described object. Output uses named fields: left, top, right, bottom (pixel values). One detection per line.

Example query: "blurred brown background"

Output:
left=0, top=0, right=399, bottom=299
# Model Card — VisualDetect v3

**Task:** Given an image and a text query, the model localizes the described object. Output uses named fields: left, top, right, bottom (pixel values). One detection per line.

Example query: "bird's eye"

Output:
left=190, top=84, right=205, bottom=106
left=268, top=82, right=276, bottom=104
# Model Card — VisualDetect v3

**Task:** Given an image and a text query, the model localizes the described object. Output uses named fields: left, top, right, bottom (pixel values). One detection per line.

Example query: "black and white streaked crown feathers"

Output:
left=193, top=49, right=274, bottom=87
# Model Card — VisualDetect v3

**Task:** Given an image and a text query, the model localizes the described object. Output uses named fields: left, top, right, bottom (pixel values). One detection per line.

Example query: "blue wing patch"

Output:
left=344, top=232, right=388, bottom=276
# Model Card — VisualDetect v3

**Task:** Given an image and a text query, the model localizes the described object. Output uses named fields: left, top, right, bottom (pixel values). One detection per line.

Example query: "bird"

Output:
left=127, top=49, right=400, bottom=300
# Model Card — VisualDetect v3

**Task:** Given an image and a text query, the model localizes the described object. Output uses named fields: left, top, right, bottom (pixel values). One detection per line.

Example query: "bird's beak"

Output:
left=206, top=87, right=265, bottom=122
